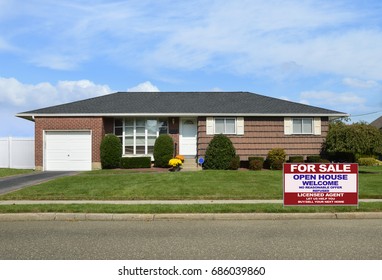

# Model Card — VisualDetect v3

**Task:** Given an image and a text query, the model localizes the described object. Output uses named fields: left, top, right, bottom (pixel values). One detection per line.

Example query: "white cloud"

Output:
left=0, top=77, right=112, bottom=108
left=127, top=81, right=160, bottom=92
left=342, top=77, right=379, bottom=89
left=0, top=77, right=113, bottom=136
left=2, top=0, right=382, bottom=81
left=300, top=90, right=365, bottom=106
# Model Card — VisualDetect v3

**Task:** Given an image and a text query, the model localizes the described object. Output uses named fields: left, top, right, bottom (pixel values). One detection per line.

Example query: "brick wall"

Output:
left=34, top=117, right=106, bottom=170
left=197, top=117, right=329, bottom=160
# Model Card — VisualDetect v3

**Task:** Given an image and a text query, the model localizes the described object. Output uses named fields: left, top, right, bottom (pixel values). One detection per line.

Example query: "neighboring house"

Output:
left=16, top=91, right=347, bottom=171
left=370, top=116, right=382, bottom=130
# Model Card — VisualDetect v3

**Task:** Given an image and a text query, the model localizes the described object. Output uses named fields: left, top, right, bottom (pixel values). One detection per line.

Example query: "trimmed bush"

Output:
left=100, top=134, right=122, bottom=169
left=230, top=155, right=241, bottom=170
left=248, top=156, right=265, bottom=164
left=288, top=156, right=304, bottom=163
left=306, top=155, right=322, bottom=163
left=357, top=157, right=379, bottom=166
left=326, top=152, right=355, bottom=163
left=153, top=135, right=174, bottom=168
left=271, top=159, right=284, bottom=170
left=266, top=148, right=286, bottom=170
left=249, top=159, right=263, bottom=171
left=120, top=157, right=151, bottom=169
left=203, top=134, right=236, bottom=170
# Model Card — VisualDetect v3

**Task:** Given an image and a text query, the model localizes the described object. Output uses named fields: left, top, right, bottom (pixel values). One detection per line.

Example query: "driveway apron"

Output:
left=0, top=172, right=77, bottom=195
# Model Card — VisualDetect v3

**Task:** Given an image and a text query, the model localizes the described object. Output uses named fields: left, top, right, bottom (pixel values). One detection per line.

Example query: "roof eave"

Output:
left=16, top=112, right=349, bottom=118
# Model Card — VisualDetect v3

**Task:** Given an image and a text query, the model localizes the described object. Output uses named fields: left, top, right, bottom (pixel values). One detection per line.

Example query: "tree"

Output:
left=323, top=121, right=382, bottom=160
left=100, top=134, right=122, bottom=169
left=153, top=134, right=174, bottom=167
left=203, top=134, right=237, bottom=170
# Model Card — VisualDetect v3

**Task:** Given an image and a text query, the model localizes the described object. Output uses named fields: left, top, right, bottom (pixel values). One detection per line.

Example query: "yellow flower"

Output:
left=175, top=155, right=185, bottom=162
left=169, top=158, right=183, bottom=167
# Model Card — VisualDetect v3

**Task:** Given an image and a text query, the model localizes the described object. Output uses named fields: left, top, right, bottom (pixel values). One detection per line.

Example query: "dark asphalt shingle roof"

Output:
left=18, top=91, right=346, bottom=116
left=370, top=116, right=382, bottom=129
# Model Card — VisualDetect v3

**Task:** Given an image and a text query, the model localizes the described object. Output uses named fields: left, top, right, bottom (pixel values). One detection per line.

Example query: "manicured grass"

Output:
left=0, top=167, right=381, bottom=214
left=0, top=168, right=34, bottom=178
left=0, top=202, right=381, bottom=213
left=358, top=166, right=382, bottom=198
left=0, top=170, right=282, bottom=200
left=1, top=166, right=382, bottom=201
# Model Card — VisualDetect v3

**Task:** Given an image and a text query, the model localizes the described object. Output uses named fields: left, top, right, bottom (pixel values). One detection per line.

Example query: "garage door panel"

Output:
left=69, top=150, right=91, bottom=161
left=45, top=131, right=92, bottom=171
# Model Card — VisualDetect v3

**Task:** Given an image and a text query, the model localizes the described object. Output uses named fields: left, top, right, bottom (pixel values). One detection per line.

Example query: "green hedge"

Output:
left=288, top=156, right=304, bottom=163
left=204, top=134, right=236, bottom=170
left=306, top=155, right=322, bottom=163
left=248, top=156, right=265, bottom=164
left=229, top=155, right=241, bottom=170
left=249, top=159, right=263, bottom=171
left=120, top=157, right=152, bottom=169
left=357, top=157, right=379, bottom=166
left=153, top=135, right=174, bottom=168
left=100, top=134, right=122, bottom=169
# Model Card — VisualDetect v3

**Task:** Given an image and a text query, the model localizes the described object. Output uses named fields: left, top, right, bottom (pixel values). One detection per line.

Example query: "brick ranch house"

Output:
left=17, top=91, right=347, bottom=171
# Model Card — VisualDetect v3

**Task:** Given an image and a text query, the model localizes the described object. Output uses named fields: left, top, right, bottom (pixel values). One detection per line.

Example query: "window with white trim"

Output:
left=214, top=118, right=236, bottom=134
left=206, top=117, right=244, bottom=135
left=114, top=118, right=168, bottom=155
left=292, top=118, right=313, bottom=134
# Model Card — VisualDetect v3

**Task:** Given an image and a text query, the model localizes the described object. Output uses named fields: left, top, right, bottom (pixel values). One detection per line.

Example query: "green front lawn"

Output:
left=0, top=170, right=281, bottom=200
left=1, top=166, right=381, bottom=200
left=0, top=202, right=381, bottom=214
left=0, top=168, right=34, bottom=178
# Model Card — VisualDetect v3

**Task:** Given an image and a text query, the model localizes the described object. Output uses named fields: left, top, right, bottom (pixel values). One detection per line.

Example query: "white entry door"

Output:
left=179, top=118, right=197, bottom=156
left=45, top=131, right=92, bottom=171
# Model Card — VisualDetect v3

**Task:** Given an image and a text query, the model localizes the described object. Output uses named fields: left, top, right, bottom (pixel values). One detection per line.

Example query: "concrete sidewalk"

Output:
left=0, top=199, right=381, bottom=221
left=0, top=198, right=380, bottom=205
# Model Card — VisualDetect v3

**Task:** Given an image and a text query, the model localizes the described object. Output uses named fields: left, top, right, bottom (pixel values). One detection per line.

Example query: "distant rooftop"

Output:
left=370, top=116, right=382, bottom=129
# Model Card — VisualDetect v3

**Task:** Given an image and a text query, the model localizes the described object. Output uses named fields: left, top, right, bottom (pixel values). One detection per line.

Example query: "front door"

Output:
left=179, top=118, right=197, bottom=156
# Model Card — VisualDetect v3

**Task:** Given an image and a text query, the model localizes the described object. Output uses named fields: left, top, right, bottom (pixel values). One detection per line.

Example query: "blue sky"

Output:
left=1, top=0, right=382, bottom=137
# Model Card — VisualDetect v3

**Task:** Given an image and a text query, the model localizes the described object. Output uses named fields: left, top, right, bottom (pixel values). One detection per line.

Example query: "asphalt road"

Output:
left=0, top=219, right=381, bottom=260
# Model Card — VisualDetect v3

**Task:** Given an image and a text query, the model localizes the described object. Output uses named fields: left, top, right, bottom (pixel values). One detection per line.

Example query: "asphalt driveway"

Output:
left=0, top=171, right=77, bottom=195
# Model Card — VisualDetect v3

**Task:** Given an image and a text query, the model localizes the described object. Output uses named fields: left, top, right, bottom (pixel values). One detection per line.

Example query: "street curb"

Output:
left=0, top=212, right=382, bottom=221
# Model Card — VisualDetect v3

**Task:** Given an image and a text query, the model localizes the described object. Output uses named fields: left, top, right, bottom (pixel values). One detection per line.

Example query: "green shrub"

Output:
left=249, top=159, right=263, bottom=171
left=306, top=155, right=322, bottom=163
left=326, top=152, right=355, bottom=163
left=271, top=159, right=284, bottom=170
left=266, top=148, right=286, bottom=170
left=100, top=134, right=122, bottom=169
left=229, top=155, right=241, bottom=170
left=289, top=156, right=304, bottom=163
left=357, top=157, right=378, bottom=166
left=153, top=135, right=174, bottom=167
left=120, top=157, right=151, bottom=169
left=203, top=134, right=236, bottom=170
left=248, top=156, right=265, bottom=164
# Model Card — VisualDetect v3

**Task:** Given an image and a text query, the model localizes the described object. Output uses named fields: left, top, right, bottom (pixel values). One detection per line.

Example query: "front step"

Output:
left=181, top=158, right=202, bottom=171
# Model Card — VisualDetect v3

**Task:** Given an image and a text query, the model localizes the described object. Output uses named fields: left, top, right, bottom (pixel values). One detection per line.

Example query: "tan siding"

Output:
left=197, top=117, right=329, bottom=160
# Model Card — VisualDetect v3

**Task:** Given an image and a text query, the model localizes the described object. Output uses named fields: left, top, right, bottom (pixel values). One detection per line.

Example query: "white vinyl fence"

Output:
left=0, top=137, right=35, bottom=169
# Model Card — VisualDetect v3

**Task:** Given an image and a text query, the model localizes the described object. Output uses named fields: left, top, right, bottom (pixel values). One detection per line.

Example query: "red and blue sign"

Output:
left=283, top=163, right=358, bottom=206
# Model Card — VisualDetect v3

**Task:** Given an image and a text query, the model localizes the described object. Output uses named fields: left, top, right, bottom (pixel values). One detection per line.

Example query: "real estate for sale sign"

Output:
left=283, top=163, right=358, bottom=206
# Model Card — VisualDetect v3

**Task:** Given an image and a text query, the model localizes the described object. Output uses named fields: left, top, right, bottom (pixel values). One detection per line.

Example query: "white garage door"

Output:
left=45, top=131, right=92, bottom=171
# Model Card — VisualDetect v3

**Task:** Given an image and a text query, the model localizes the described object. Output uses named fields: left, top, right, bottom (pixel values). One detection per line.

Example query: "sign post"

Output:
left=283, top=163, right=358, bottom=206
